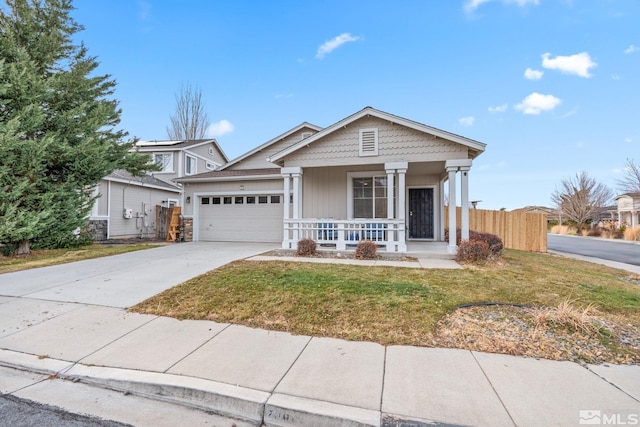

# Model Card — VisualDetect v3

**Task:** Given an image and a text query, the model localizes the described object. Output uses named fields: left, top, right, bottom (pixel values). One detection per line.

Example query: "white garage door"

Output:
left=198, top=194, right=283, bottom=242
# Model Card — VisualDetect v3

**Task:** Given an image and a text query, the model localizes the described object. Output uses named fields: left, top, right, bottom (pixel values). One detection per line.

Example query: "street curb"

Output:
left=0, top=349, right=406, bottom=427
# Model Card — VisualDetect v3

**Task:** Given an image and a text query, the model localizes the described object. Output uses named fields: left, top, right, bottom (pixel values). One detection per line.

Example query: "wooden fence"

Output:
left=445, top=207, right=547, bottom=252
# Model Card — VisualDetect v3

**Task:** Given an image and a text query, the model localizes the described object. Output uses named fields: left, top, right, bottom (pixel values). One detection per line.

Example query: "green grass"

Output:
left=130, top=249, right=640, bottom=346
left=0, top=243, right=160, bottom=274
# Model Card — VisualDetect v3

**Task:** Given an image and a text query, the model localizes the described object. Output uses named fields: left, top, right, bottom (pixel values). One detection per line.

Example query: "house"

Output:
left=511, top=206, right=559, bottom=222
left=176, top=107, right=486, bottom=253
left=88, top=139, right=227, bottom=240
left=88, top=170, right=182, bottom=240
left=615, top=193, right=640, bottom=228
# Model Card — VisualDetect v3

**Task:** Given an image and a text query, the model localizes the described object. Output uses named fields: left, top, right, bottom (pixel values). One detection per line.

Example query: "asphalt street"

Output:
left=548, top=233, right=640, bottom=267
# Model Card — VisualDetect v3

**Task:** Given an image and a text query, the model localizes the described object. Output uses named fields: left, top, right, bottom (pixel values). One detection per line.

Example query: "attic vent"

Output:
left=301, top=132, right=313, bottom=140
left=359, top=128, right=378, bottom=157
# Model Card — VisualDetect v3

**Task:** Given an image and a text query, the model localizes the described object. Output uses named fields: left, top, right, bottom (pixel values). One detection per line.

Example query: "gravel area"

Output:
left=433, top=304, right=640, bottom=365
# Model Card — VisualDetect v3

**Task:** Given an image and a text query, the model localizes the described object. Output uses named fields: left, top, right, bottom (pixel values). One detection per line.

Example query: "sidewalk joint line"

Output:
left=470, top=351, right=517, bottom=427
left=162, top=322, right=232, bottom=374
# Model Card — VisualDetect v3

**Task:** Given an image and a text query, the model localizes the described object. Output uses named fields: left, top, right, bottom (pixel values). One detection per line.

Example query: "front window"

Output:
left=186, top=155, right=197, bottom=175
left=353, top=176, right=390, bottom=218
left=154, top=153, right=173, bottom=173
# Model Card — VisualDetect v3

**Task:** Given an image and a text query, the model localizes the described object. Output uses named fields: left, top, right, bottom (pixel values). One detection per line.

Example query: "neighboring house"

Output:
left=176, top=107, right=486, bottom=253
left=511, top=206, right=559, bottom=222
left=135, top=139, right=228, bottom=182
left=615, top=193, right=640, bottom=228
left=88, top=170, right=182, bottom=240
left=89, top=139, right=228, bottom=241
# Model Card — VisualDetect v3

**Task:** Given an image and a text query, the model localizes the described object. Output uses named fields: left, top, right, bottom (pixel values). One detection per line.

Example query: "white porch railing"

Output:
left=283, top=219, right=406, bottom=252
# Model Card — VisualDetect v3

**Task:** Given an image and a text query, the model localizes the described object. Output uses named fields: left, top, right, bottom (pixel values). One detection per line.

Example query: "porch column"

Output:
left=397, top=167, right=407, bottom=252
left=385, top=168, right=395, bottom=220
left=439, top=178, right=446, bottom=241
left=446, top=166, right=457, bottom=254
left=460, top=166, right=470, bottom=241
left=291, top=167, right=303, bottom=242
left=281, top=171, right=291, bottom=249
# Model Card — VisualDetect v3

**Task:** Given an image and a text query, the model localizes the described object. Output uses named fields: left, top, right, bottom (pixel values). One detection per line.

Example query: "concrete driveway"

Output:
left=0, top=242, right=276, bottom=308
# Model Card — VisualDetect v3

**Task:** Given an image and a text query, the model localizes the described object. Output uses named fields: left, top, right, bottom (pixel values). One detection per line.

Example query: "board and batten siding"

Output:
left=108, top=182, right=176, bottom=238
left=227, top=126, right=319, bottom=171
left=283, top=117, right=468, bottom=168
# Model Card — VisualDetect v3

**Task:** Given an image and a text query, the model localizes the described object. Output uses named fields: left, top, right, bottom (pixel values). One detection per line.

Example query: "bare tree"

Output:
left=166, top=83, right=210, bottom=140
left=551, top=170, right=613, bottom=231
left=616, top=158, right=640, bottom=194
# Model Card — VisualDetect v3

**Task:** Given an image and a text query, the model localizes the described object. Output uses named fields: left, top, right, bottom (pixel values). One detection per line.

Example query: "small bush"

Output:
left=470, top=231, right=503, bottom=258
left=587, top=228, right=601, bottom=237
left=355, top=240, right=377, bottom=260
left=624, top=226, right=640, bottom=241
left=456, top=240, right=491, bottom=263
left=297, top=238, right=317, bottom=256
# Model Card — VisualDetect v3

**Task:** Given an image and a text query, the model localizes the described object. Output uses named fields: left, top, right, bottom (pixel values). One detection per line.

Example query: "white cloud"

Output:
left=611, top=74, right=621, bottom=81
left=206, top=119, right=234, bottom=137
left=464, top=0, right=538, bottom=12
left=524, top=68, right=543, bottom=80
left=541, top=52, right=597, bottom=78
left=488, top=103, right=508, bottom=113
left=625, top=44, right=639, bottom=54
left=625, top=137, right=633, bottom=143
left=515, top=92, right=561, bottom=115
left=316, top=33, right=360, bottom=59
left=459, top=116, right=475, bottom=126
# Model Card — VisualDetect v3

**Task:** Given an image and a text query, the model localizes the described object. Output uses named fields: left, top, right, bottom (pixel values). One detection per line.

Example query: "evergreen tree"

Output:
left=0, top=0, right=151, bottom=255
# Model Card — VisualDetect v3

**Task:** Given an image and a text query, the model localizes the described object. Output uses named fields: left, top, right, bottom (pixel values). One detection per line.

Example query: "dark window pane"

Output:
left=259, top=196, right=268, bottom=204
left=247, top=196, right=255, bottom=204
left=235, top=196, right=244, bottom=204
left=223, top=197, right=232, bottom=204
left=212, top=197, right=221, bottom=205
left=271, top=195, right=280, bottom=203
left=201, top=197, right=210, bottom=205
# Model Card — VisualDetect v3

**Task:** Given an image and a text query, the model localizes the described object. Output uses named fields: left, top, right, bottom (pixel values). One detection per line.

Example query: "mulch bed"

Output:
left=433, top=304, right=640, bottom=365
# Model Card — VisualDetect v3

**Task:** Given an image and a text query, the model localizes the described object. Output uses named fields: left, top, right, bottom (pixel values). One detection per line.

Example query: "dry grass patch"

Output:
left=0, top=243, right=160, bottom=274
left=131, top=250, right=640, bottom=363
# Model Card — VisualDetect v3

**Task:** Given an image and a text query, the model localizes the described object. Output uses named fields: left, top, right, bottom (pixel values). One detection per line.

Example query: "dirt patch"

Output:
left=433, top=304, right=640, bottom=365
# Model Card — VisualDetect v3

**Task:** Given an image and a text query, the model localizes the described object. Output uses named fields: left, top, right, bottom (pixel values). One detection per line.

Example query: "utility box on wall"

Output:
left=123, top=208, right=133, bottom=219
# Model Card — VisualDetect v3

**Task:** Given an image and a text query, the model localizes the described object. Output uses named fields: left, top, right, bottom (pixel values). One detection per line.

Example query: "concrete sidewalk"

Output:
left=1, top=302, right=638, bottom=426
left=0, top=242, right=639, bottom=426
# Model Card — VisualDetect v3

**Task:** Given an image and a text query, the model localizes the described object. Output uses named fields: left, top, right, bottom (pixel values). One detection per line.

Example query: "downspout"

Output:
left=107, top=181, right=111, bottom=239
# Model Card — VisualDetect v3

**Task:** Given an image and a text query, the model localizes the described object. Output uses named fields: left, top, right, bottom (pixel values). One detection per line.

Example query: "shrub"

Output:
left=355, top=240, right=377, bottom=260
left=455, top=240, right=491, bottom=263
left=586, top=228, right=601, bottom=237
left=624, top=226, right=640, bottom=241
left=469, top=231, right=503, bottom=258
left=296, top=238, right=317, bottom=256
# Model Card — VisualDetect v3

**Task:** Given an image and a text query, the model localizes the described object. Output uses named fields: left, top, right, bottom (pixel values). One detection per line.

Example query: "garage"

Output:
left=197, top=194, right=283, bottom=242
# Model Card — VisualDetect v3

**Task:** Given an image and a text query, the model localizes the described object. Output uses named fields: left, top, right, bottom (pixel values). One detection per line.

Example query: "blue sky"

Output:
left=72, top=0, right=639, bottom=210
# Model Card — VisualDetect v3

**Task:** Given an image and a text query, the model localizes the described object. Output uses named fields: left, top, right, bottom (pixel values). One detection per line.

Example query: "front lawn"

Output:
left=0, top=243, right=160, bottom=274
left=130, top=250, right=640, bottom=364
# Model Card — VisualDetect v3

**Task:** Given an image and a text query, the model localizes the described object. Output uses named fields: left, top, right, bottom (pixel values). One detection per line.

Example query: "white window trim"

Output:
left=346, top=171, right=389, bottom=219
left=154, top=153, right=174, bottom=173
left=206, top=161, right=216, bottom=170
left=185, top=154, right=197, bottom=175
left=359, top=128, right=379, bottom=157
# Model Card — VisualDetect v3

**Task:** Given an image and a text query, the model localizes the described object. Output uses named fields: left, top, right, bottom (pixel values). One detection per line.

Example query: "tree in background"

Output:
left=616, top=158, right=640, bottom=194
left=551, top=171, right=613, bottom=232
left=166, top=83, right=210, bottom=140
left=0, top=0, right=151, bottom=255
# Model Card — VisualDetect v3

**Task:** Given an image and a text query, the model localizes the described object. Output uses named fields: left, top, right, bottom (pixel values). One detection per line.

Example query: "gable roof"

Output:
left=615, top=192, right=640, bottom=200
left=268, top=106, right=487, bottom=164
left=104, top=170, right=182, bottom=192
left=220, top=122, right=322, bottom=170
left=136, top=139, right=229, bottom=163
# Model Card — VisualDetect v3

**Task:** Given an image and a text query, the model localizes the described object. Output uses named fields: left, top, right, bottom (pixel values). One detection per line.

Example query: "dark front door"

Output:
left=408, top=188, right=434, bottom=239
